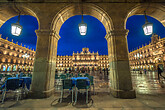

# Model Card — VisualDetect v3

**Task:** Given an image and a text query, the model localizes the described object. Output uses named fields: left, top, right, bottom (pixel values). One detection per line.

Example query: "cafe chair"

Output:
left=28, top=73, right=32, bottom=78
left=5, top=75, right=12, bottom=79
left=0, top=77, right=6, bottom=85
left=0, top=74, right=3, bottom=79
left=60, top=79, right=74, bottom=103
left=66, top=73, right=71, bottom=79
left=84, top=73, right=89, bottom=77
left=88, top=76, right=95, bottom=94
left=1, top=79, right=23, bottom=103
left=22, top=77, right=31, bottom=90
left=78, top=73, right=82, bottom=77
left=22, top=74, right=27, bottom=77
left=55, top=74, right=60, bottom=89
left=59, top=74, right=67, bottom=87
left=75, top=79, right=90, bottom=104
left=71, top=73, right=74, bottom=77
left=0, top=77, right=6, bottom=93
left=60, top=74, right=66, bottom=80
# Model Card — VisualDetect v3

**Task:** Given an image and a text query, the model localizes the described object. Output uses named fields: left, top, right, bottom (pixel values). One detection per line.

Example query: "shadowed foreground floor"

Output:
left=0, top=92, right=165, bottom=110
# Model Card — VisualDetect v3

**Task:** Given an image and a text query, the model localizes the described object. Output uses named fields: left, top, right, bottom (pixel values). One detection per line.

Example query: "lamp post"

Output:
left=142, top=11, right=153, bottom=35
left=78, top=3, right=87, bottom=36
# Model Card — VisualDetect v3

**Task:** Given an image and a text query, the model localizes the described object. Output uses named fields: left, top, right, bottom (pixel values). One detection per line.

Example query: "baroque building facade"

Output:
left=0, top=36, right=109, bottom=72
left=1, top=33, right=165, bottom=73
left=129, top=34, right=165, bottom=71
left=56, top=48, right=109, bottom=71
left=0, top=35, right=35, bottom=72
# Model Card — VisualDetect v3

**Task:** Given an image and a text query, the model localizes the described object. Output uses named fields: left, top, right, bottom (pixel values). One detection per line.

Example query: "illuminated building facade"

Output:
left=1, top=33, right=165, bottom=73
left=0, top=36, right=109, bottom=72
left=129, top=34, right=165, bottom=71
left=56, top=48, right=109, bottom=71
left=0, top=35, right=35, bottom=72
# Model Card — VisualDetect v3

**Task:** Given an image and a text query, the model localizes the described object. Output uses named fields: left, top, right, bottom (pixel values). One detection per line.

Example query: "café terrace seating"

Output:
left=1, top=78, right=22, bottom=103
left=55, top=73, right=94, bottom=104
left=88, top=75, right=95, bottom=94
left=60, top=79, right=74, bottom=103
left=0, top=72, right=93, bottom=104
left=74, top=79, right=90, bottom=104
left=0, top=73, right=32, bottom=103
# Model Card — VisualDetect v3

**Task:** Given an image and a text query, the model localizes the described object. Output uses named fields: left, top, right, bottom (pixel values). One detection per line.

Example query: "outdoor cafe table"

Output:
left=2, top=77, right=32, bottom=90
left=71, top=77, right=90, bottom=86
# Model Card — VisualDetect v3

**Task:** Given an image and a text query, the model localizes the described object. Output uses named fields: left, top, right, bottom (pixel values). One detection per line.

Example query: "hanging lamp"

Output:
left=78, top=3, right=87, bottom=36
left=11, top=2, right=22, bottom=36
left=142, top=11, right=153, bottom=35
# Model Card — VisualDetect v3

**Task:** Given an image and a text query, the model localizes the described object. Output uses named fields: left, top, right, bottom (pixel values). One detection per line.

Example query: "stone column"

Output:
left=105, top=29, right=136, bottom=99
left=30, top=29, right=60, bottom=98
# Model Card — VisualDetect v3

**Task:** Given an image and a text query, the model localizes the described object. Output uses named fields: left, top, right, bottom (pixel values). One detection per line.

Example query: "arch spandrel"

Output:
left=125, top=3, right=165, bottom=28
left=51, top=3, right=113, bottom=36
left=0, top=3, right=40, bottom=28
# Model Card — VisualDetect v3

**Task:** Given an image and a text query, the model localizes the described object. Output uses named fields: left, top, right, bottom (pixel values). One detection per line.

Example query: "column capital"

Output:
left=35, top=29, right=61, bottom=40
left=105, top=29, right=129, bottom=40
left=50, top=30, right=61, bottom=40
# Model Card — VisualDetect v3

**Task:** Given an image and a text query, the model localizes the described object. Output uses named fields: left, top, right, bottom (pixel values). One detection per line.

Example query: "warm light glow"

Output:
left=22, top=53, right=30, bottom=58
left=11, top=23, right=22, bottom=36
left=134, top=55, right=136, bottom=58
left=142, top=22, right=153, bottom=35
left=79, top=22, right=87, bottom=36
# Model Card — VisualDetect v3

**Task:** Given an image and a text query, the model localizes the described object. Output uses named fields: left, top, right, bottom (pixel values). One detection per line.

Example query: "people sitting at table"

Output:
left=19, top=69, right=25, bottom=77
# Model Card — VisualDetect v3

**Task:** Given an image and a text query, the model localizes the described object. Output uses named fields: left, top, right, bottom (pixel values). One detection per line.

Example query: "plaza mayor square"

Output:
left=0, top=0, right=165, bottom=110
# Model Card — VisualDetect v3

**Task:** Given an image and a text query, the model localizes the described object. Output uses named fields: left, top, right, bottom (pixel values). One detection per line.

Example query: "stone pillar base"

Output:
left=28, top=88, right=55, bottom=99
left=110, top=88, right=136, bottom=99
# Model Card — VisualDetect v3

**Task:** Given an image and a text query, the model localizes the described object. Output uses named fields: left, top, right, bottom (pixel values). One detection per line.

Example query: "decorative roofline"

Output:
left=0, top=36, right=35, bottom=52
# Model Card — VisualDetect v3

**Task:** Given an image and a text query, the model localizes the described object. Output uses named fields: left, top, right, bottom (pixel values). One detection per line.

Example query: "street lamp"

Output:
left=78, top=3, right=87, bottom=36
left=11, top=2, right=22, bottom=36
left=142, top=11, right=153, bottom=35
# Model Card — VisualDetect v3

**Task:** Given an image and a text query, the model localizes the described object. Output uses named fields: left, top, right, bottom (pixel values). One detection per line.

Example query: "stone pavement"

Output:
left=131, top=71, right=165, bottom=94
left=1, top=92, right=165, bottom=110
left=1, top=71, right=165, bottom=109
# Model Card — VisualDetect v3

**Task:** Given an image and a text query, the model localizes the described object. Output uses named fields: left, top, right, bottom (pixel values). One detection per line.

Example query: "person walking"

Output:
left=158, top=66, right=165, bottom=80
left=139, top=69, right=142, bottom=74
left=144, top=69, right=147, bottom=75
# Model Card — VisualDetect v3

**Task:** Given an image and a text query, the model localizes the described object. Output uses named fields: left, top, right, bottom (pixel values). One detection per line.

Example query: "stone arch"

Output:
left=124, top=3, right=165, bottom=29
left=30, top=3, right=136, bottom=99
left=51, top=3, right=113, bottom=35
left=0, top=4, right=40, bottom=28
left=44, top=3, right=136, bottom=99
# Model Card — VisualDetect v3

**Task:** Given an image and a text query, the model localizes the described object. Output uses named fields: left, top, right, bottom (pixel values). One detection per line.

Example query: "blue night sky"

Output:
left=0, top=15, right=165, bottom=55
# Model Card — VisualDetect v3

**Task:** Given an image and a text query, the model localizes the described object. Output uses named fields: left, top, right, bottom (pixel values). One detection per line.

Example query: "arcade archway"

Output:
left=31, top=3, right=135, bottom=99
